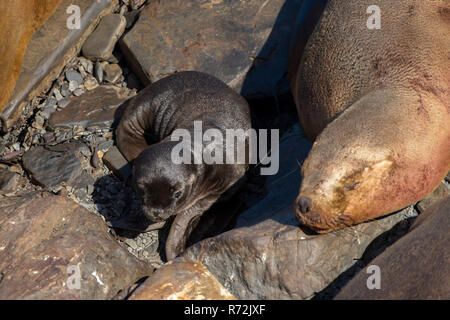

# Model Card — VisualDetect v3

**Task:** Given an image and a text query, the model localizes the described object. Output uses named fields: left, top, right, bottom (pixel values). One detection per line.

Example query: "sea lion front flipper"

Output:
left=165, top=205, right=204, bottom=261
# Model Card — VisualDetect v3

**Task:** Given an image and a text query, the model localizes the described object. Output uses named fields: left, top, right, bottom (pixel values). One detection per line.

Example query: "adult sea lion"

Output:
left=291, top=0, right=450, bottom=232
left=335, top=195, right=450, bottom=300
left=0, top=0, right=61, bottom=112
left=116, top=71, right=251, bottom=260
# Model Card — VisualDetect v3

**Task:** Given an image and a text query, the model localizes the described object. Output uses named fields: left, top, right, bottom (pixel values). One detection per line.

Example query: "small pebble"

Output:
left=46, top=98, right=57, bottom=107
left=11, top=143, right=20, bottom=151
left=84, top=75, right=99, bottom=91
left=94, top=61, right=103, bottom=83
left=73, top=88, right=85, bottom=96
left=68, top=80, right=78, bottom=92
left=60, top=82, right=70, bottom=97
left=53, top=88, right=63, bottom=101
left=65, top=70, right=84, bottom=85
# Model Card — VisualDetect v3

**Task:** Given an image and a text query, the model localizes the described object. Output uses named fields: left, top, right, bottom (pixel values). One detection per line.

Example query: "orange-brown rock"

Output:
left=0, top=191, right=152, bottom=299
left=0, top=0, right=61, bottom=112
left=129, top=257, right=235, bottom=300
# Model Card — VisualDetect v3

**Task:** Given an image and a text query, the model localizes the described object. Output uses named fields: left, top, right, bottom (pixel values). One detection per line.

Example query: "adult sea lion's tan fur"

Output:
left=0, top=0, right=61, bottom=111
left=291, top=0, right=450, bottom=232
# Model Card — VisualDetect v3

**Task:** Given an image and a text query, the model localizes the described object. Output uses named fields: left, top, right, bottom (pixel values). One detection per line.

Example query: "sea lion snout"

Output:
left=294, top=193, right=340, bottom=233
left=297, top=196, right=312, bottom=214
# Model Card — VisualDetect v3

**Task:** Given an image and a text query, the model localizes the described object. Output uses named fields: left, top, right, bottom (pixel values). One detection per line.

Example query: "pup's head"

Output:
left=132, top=142, right=199, bottom=222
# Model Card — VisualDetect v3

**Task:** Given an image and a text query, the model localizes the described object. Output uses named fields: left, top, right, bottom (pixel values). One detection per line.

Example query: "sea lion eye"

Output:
left=173, top=190, right=182, bottom=198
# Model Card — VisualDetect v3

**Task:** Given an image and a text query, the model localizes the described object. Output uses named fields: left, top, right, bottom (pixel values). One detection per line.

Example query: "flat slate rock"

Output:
left=102, top=145, right=132, bottom=181
left=130, top=124, right=416, bottom=299
left=82, top=14, right=127, bottom=60
left=48, top=85, right=134, bottom=130
left=22, top=142, right=85, bottom=188
left=335, top=195, right=450, bottom=300
left=120, top=0, right=304, bottom=99
left=0, top=191, right=152, bottom=299
left=0, top=0, right=115, bottom=131
left=416, top=182, right=450, bottom=213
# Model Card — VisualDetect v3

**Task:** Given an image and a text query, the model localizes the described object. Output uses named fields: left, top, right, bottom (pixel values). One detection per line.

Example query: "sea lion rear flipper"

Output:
left=165, top=206, right=204, bottom=261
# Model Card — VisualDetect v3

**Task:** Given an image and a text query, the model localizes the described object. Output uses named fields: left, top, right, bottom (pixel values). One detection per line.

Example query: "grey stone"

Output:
left=46, top=97, right=57, bottom=106
left=102, top=146, right=132, bottom=181
left=53, top=88, right=63, bottom=101
left=95, top=61, right=104, bottom=83
left=60, top=82, right=70, bottom=97
left=82, top=14, right=127, bottom=60
left=22, top=143, right=84, bottom=188
left=48, top=85, right=134, bottom=130
left=68, top=80, right=78, bottom=92
left=119, top=0, right=304, bottom=98
left=65, top=70, right=84, bottom=85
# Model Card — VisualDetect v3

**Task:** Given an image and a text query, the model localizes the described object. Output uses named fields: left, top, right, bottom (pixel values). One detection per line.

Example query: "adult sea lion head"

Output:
left=131, top=141, right=202, bottom=222
left=294, top=89, right=450, bottom=233
left=295, top=142, right=396, bottom=233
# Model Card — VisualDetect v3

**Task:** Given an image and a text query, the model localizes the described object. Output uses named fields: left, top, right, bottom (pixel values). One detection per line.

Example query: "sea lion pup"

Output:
left=116, top=71, right=251, bottom=260
left=290, top=0, right=450, bottom=232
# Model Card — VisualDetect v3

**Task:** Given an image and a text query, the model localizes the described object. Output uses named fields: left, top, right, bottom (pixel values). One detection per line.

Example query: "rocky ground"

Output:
left=0, top=0, right=449, bottom=300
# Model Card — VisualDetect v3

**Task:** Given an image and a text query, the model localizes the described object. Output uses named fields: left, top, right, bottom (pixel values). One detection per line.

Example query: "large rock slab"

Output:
left=0, top=0, right=115, bottom=132
left=22, top=142, right=86, bottom=188
left=128, top=124, right=416, bottom=299
left=335, top=195, right=450, bottom=300
left=0, top=191, right=152, bottom=299
left=48, top=85, right=134, bottom=130
left=120, top=0, right=304, bottom=99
